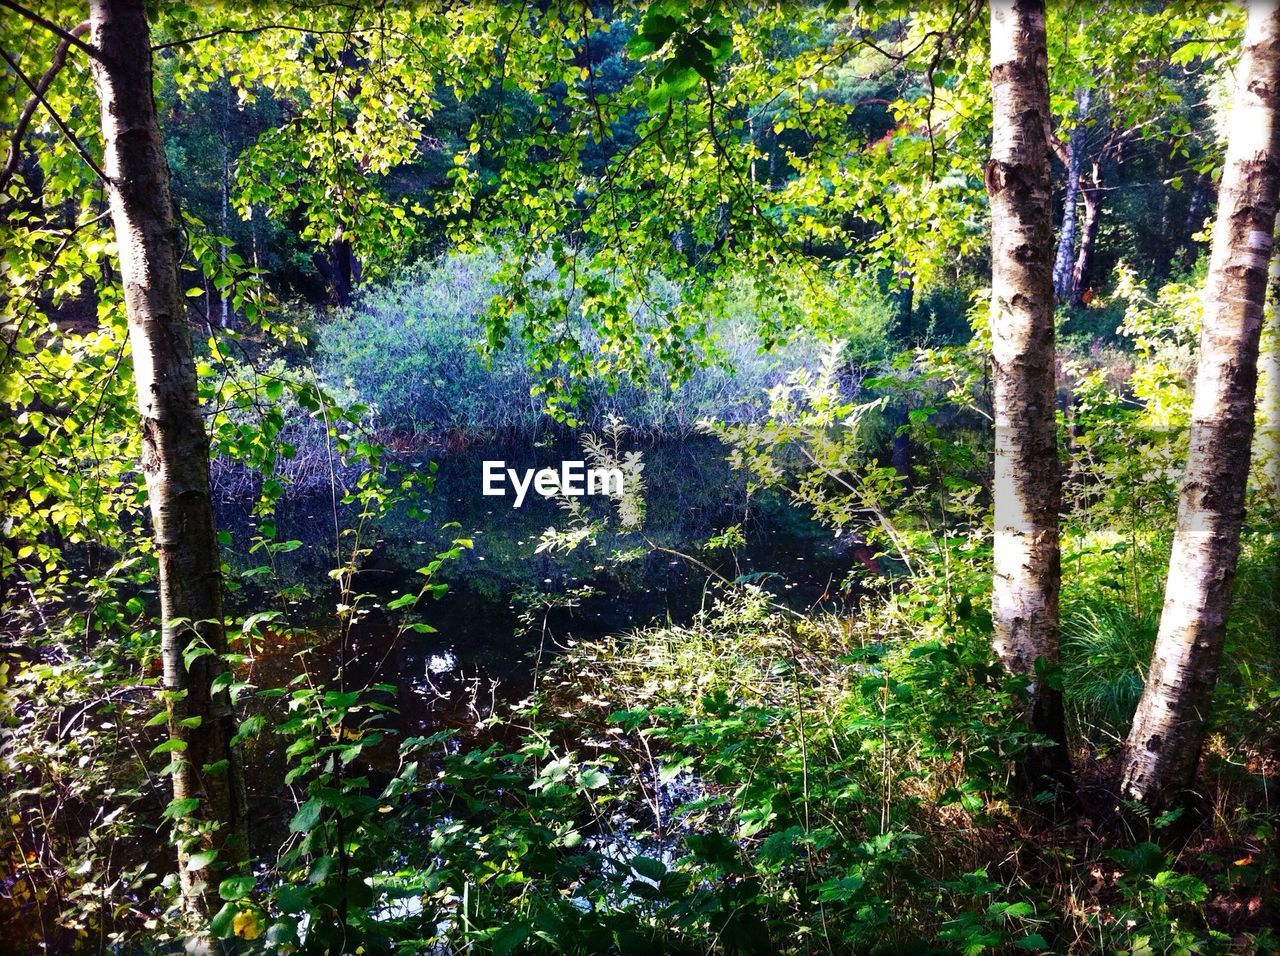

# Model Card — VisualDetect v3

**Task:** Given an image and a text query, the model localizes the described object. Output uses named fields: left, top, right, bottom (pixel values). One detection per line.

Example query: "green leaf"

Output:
left=290, top=798, right=323, bottom=833
left=309, top=855, right=337, bottom=884
left=182, top=643, right=214, bottom=670
left=232, top=714, right=265, bottom=746
left=630, top=855, right=667, bottom=881
left=277, top=884, right=311, bottom=914
left=816, top=875, right=866, bottom=902
left=186, top=849, right=218, bottom=871
left=209, top=902, right=237, bottom=938
left=322, top=690, right=361, bottom=711
left=659, top=871, right=693, bottom=897
left=490, top=922, right=531, bottom=956
left=219, top=875, right=255, bottom=901
left=163, top=797, right=200, bottom=820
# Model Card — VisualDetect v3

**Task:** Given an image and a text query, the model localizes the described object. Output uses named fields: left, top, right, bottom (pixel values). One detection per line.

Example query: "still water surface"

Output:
left=219, top=436, right=853, bottom=734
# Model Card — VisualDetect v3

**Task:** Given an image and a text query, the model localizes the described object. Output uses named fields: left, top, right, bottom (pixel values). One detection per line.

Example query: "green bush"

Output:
left=317, top=254, right=877, bottom=435
left=319, top=252, right=539, bottom=433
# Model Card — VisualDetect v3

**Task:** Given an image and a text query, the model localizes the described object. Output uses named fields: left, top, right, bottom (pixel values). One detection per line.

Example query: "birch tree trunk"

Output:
left=1121, top=0, right=1280, bottom=808
left=1053, top=88, right=1090, bottom=301
left=88, top=0, right=249, bottom=930
left=986, top=0, right=1071, bottom=794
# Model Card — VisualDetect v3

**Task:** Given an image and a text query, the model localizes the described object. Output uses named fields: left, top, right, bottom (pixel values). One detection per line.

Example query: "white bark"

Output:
left=1121, top=0, right=1280, bottom=808
left=987, top=0, right=1071, bottom=791
left=88, top=0, right=248, bottom=930
left=1053, top=87, right=1090, bottom=301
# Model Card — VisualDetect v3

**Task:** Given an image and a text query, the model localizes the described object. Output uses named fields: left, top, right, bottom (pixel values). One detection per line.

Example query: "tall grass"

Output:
left=1061, top=601, right=1158, bottom=741
left=1059, top=529, right=1280, bottom=747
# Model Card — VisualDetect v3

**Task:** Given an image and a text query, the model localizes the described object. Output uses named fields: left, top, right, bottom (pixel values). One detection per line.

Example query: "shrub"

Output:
left=319, top=252, right=540, bottom=434
left=317, top=254, right=872, bottom=436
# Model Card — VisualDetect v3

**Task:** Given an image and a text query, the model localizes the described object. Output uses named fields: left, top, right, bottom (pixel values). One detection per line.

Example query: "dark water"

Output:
left=218, top=436, right=853, bottom=733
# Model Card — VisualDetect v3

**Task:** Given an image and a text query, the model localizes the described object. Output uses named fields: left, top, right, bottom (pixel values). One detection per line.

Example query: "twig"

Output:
left=0, top=20, right=89, bottom=192
left=0, top=0, right=100, bottom=61
left=0, top=46, right=108, bottom=184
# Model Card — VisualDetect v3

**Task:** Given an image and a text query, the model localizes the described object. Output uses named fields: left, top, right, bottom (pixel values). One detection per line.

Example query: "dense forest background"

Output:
left=2, top=1, right=1279, bottom=953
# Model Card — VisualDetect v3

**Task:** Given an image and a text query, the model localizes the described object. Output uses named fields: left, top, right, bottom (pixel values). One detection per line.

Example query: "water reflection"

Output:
left=218, top=436, right=846, bottom=736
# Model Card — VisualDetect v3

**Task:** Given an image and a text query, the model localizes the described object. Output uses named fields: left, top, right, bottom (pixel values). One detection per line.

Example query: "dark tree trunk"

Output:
left=219, top=75, right=231, bottom=329
left=1070, top=168, right=1102, bottom=306
left=1180, top=171, right=1212, bottom=270
left=88, top=0, right=249, bottom=930
left=986, top=0, right=1072, bottom=797
left=314, top=229, right=359, bottom=307
left=1153, top=163, right=1178, bottom=280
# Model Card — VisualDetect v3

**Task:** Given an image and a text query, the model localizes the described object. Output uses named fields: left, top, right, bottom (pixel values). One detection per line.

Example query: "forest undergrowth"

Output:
left=434, top=523, right=1280, bottom=954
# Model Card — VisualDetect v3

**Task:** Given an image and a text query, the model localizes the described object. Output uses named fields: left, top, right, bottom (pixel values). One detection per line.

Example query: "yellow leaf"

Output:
left=233, top=909, right=263, bottom=940
left=580, top=66, right=589, bottom=81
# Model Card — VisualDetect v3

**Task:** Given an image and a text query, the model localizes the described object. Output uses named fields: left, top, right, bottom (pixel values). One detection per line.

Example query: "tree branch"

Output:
left=1044, top=115, right=1069, bottom=168
left=0, top=47, right=108, bottom=185
left=1, top=20, right=90, bottom=193
left=150, top=23, right=362, bottom=52
left=0, top=0, right=100, bottom=61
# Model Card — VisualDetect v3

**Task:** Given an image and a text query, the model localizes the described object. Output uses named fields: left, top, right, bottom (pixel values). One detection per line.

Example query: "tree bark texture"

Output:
left=1121, top=0, right=1280, bottom=808
left=88, top=0, right=249, bottom=929
left=986, top=0, right=1071, bottom=792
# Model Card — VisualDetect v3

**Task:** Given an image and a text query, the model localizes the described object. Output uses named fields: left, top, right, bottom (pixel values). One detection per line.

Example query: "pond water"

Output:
left=218, top=435, right=858, bottom=734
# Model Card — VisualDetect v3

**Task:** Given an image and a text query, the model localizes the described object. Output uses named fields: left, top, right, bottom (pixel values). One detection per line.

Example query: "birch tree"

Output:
left=87, top=0, right=248, bottom=925
left=986, top=0, right=1071, bottom=792
left=1052, top=87, right=1090, bottom=300
left=1122, top=0, right=1280, bottom=808
left=1043, top=1, right=1216, bottom=306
